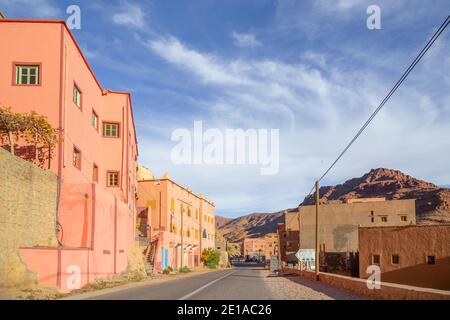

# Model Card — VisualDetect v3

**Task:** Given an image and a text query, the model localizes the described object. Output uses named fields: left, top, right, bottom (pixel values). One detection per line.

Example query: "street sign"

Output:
left=296, top=249, right=316, bottom=271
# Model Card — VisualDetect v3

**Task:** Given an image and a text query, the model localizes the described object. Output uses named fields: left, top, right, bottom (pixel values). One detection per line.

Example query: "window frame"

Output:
left=73, top=82, right=82, bottom=109
left=13, top=62, right=42, bottom=86
left=400, top=215, right=407, bottom=222
left=391, top=254, right=400, bottom=265
left=102, top=121, right=121, bottom=138
left=372, top=254, right=381, bottom=265
left=91, top=109, right=99, bottom=131
left=426, top=255, right=436, bottom=265
left=106, top=170, right=120, bottom=187
left=72, top=146, right=82, bottom=170
left=380, top=216, right=388, bottom=223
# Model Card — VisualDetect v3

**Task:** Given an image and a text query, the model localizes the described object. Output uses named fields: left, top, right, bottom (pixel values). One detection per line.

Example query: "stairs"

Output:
left=144, top=237, right=158, bottom=275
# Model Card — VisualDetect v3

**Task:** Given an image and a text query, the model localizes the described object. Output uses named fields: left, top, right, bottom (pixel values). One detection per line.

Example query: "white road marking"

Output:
left=178, top=270, right=239, bottom=300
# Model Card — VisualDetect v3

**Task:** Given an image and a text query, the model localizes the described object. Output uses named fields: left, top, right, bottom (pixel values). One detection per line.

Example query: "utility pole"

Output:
left=315, top=180, right=320, bottom=279
left=297, top=211, right=301, bottom=270
left=180, top=207, right=184, bottom=268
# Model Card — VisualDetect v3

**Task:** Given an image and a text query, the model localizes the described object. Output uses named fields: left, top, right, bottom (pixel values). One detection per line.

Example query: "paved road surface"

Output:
left=81, top=263, right=365, bottom=300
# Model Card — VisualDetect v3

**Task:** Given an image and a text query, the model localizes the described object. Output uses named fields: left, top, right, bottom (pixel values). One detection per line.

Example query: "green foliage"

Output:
left=179, top=266, right=191, bottom=273
left=202, top=248, right=221, bottom=269
left=0, top=106, right=58, bottom=167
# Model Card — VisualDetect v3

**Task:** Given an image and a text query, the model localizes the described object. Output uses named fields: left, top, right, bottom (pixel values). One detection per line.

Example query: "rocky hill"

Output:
left=216, top=168, right=450, bottom=242
left=302, top=168, right=450, bottom=224
left=216, top=209, right=296, bottom=243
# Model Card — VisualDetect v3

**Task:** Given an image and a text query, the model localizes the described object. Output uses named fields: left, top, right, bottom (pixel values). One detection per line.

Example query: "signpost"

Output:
left=295, top=249, right=316, bottom=271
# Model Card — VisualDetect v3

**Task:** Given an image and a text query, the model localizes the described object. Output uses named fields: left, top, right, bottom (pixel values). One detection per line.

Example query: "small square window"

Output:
left=103, top=122, right=119, bottom=137
left=426, top=255, right=436, bottom=265
left=381, top=216, right=388, bottom=223
left=92, top=111, right=98, bottom=130
left=73, top=84, right=82, bottom=108
left=15, top=65, right=40, bottom=85
left=73, top=147, right=81, bottom=170
left=391, top=254, right=399, bottom=265
left=400, top=215, right=407, bottom=222
left=107, top=171, right=119, bottom=187
left=372, top=254, right=380, bottom=265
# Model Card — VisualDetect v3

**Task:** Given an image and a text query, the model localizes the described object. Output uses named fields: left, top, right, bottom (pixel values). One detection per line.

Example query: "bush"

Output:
left=202, top=248, right=221, bottom=269
left=179, top=266, right=191, bottom=273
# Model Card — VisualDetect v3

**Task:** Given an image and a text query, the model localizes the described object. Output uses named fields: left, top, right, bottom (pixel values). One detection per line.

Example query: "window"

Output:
left=187, top=208, right=191, bottom=217
left=426, top=255, right=436, bottom=265
left=170, top=198, right=175, bottom=212
left=372, top=254, right=380, bottom=265
left=107, top=171, right=119, bottom=187
left=380, top=216, right=388, bottom=223
left=391, top=254, right=399, bottom=265
left=15, top=65, right=40, bottom=85
left=73, top=84, right=81, bottom=108
left=370, top=211, right=375, bottom=223
left=195, top=209, right=199, bottom=220
left=92, top=111, right=98, bottom=130
left=93, top=164, right=98, bottom=182
left=400, top=215, right=407, bottom=222
left=103, top=122, right=119, bottom=138
left=72, top=147, right=81, bottom=170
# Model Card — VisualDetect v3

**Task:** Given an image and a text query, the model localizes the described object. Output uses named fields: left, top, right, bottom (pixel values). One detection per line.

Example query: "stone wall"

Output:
left=282, top=268, right=450, bottom=300
left=0, top=147, right=58, bottom=289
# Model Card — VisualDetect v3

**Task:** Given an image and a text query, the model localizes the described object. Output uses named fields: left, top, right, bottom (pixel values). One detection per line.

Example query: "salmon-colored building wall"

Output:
left=0, top=20, right=138, bottom=210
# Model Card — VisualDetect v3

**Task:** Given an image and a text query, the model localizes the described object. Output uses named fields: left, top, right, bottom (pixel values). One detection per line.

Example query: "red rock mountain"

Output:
left=302, top=168, right=450, bottom=224
left=217, top=168, right=450, bottom=242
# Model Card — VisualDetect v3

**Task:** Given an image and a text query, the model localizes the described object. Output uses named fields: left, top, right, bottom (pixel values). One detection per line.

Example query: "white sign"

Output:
left=296, top=249, right=316, bottom=271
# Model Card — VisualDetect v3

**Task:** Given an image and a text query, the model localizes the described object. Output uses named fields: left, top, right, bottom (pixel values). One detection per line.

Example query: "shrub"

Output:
left=179, top=266, right=191, bottom=273
left=202, top=248, right=220, bottom=269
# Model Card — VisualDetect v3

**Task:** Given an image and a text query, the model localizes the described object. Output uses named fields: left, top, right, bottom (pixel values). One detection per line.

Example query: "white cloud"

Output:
left=142, top=34, right=450, bottom=215
left=231, top=31, right=262, bottom=48
left=112, top=2, right=146, bottom=30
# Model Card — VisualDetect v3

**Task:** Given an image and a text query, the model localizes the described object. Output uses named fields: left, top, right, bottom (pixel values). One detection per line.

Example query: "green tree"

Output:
left=201, top=248, right=220, bottom=269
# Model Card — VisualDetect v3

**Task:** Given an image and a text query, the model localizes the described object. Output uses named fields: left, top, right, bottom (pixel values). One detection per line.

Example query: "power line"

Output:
left=315, top=14, right=450, bottom=184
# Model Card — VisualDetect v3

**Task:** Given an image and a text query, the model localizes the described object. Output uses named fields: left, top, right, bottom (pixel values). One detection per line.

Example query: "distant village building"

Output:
left=278, top=219, right=300, bottom=266
left=242, top=233, right=279, bottom=261
left=359, top=224, right=450, bottom=290
left=282, top=198, right=417, bottom=275
left=298, top=198, right=416, bottom=253
left=137, top=173, right=215, bottom=272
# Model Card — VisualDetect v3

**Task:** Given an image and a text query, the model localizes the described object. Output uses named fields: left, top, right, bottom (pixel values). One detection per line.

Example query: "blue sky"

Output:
left=2, top=0, right=450, bottom=217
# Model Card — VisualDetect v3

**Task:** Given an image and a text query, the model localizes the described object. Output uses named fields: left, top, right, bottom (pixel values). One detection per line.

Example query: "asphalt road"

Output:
left=81, top=262, right=363, bottom=300
left=82, top=263, right=270, bottom=300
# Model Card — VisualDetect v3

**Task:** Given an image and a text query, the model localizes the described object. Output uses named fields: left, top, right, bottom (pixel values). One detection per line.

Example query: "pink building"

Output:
left=0, top=19, right=138, bottom=292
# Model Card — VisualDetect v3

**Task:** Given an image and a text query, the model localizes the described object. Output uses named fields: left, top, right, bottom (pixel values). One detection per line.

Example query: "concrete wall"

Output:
left=299, top=199, right=416, bottom=252
left=0, top=147, right=58, bottom=288
left=283, top=268, right=450, bottom=300
left=359, top=225, right=450, bottom=290
left=18, top=183, right=134, bottom=293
